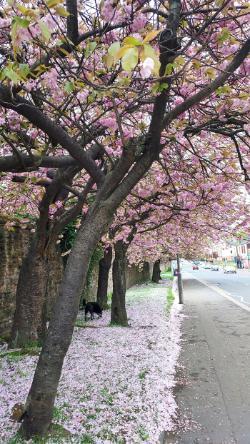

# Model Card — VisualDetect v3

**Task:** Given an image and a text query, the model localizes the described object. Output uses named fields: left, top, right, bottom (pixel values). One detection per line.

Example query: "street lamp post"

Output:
left=176, top=254, right=183, bottom=304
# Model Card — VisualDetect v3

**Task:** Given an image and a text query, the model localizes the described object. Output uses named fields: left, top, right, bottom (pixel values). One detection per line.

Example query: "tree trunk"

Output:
left=152, top=259, right=161, bottom=283
left=20, top=205, right=112, bottom=439
left=96, top=246, right=112, bottom=309
left=9, top=238, right=48, bottom=348
left=111, top=241, right=128, bottom=326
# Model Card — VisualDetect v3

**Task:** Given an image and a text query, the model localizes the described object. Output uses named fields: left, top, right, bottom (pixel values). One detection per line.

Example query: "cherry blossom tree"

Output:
left=108, top=153, right=249, bottom=321
left=0, top=0, right=249, bottom=437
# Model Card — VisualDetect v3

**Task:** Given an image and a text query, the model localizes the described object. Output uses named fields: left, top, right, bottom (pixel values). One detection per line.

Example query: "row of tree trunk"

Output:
left=7, top=232, right=161, bottom=435
left=9, top=238, right=162, bottom=348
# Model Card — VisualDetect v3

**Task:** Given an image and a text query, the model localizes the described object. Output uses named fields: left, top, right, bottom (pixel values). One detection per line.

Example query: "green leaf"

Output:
left=216, top=85, right=232, bottom=96
left=18, top=63, right=30, bottom=79
left=64, top=81, right=74, bottom=93
left=12, top=16, right=30, bottom=28
left=165, top=63, right=174, bottom=75
left=121, top=47, right=138, bottom=71
left=39, top=21, right=51, bottom=41
left=217, top=27, right=231, bottom=43
left=85, top=41, right=97, bottom=58
left=152, top=82, right=169, bottom=94
left=108, top=42, right=121, bottom=58
left=123, top=36, right=142, bottom=46
left=142, top=44, right=156, bottom=60
left=3, top=67, right=20, bottom=84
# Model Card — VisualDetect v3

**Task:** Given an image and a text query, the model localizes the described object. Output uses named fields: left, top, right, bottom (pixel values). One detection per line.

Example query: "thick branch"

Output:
left=0, top=154, right=77, bottom=172
left=66, top=0, right=78, bottom=45
left=0, top=85, right=104, bottom=184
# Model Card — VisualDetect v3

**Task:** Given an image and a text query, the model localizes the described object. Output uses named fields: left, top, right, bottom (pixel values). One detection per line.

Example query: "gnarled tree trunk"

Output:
left=96, top=245, right=112, bottom=309
left=111, top=240, right=128, bottom=326
left=9, top=238, right=48, bottom=348
left=152, top=259, right=161, bottom=283
left=20, top=205, right=112, bottom=438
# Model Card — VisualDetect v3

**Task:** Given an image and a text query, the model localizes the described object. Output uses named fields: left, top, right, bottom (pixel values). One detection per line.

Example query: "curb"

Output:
left=172, top=276, right=178, bottom=301
left=188, top=273, right=250, bottom=313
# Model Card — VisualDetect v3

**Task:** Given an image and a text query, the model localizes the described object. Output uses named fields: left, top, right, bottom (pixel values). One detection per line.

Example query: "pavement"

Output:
left=165, top=276, right=250, bottom=444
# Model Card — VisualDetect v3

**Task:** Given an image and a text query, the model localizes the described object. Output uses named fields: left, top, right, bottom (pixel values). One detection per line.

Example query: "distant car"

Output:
left=224, top=266, right=237, bottom=274
left=193, top=265, right=199, bottom=270
left=203, top=263, right=212, bottom=269
left=211, top=265, right=219, bottom=271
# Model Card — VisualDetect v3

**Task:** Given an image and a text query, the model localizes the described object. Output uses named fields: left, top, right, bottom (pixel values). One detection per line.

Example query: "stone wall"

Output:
left=0, top=219, right=64, bottom=340
left=0, top=220, right=31, bottom=339
left=105, top=260, right=152, bottom=299
left=0, top=221, right=151, bottom=339
left=126, top=262, right=151, bottom=289
left=83, top=261, right=151, bottom=303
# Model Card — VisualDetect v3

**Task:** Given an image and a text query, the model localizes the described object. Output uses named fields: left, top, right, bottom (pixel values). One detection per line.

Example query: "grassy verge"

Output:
left=0, top=347, right=41, bottom=359
left=8, top=423, right=72, bottom=444
left=166, top=287, right=175, bottom=311
left=161, top=269, right=173, bottom=280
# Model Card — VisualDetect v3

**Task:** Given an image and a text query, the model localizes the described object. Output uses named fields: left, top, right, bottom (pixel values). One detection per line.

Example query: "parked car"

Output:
left=211, top=265, right=219, bottom=271
left=224, top=266, right=237, bottom=274
left=193, top=264, right=199, bottom=270
left=203, top=263, right=212, bottom=269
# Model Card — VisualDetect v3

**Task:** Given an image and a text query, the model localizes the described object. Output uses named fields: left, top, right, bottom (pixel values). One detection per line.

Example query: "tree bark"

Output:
left=9, top=238, right=48, bottom=348
left=96, top=245, right=112, bottom=309
left=152, top=260, right=161, bottom=283
left=20, top=205, right=112, bottom=438
left=111, top=241, right=128, bottom=326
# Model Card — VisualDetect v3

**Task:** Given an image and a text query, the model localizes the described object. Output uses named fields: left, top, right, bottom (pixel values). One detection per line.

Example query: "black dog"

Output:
left=80, top=299, right=102, bottom=321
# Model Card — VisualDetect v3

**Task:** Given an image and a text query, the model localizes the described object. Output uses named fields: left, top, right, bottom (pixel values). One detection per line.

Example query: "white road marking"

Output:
left=184, top=272, right=250, bottom=313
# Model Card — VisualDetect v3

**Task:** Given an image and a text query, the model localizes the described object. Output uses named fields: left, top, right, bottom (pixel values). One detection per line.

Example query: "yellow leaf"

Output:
left=55, top=6, right=70, bottom=17
left=16, top=4, right=31, bottom=15
left=116, top=46, right=132, bottom=59
left=192, top=59, right=201, bottom=69
left=46, top=0, right=63, bottom=8
left=205, top=67, right=216, bottom=79
left=175, top=55, right=185, bottom=66
left=143, top=29, right=161, bottom=43
left=103, top=53, right=114, bottom=69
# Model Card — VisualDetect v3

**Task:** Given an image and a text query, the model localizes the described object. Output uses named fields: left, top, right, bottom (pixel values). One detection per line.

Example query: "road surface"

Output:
left=166, top=273, right=250, bottom=444
left=182, top=261, right=250, bottom=309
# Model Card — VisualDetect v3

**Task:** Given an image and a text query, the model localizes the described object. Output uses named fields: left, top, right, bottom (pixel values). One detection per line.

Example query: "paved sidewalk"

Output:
left=170, top=277, right=250, bottom=444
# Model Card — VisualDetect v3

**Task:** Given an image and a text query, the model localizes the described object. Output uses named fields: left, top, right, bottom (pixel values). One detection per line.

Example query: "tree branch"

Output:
left=163, top=38, right=250, bottom=128
left=66, top=0, right=79, bottom=45
left=0, top=154, right=77, bottom=172
left=0, top=85, right=104, bottom=184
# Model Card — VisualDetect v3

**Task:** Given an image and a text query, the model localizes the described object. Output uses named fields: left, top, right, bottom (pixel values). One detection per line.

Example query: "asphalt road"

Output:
left=167, top=277, right=250, bottom=444
left=181, top=262, right=250, bottom=308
